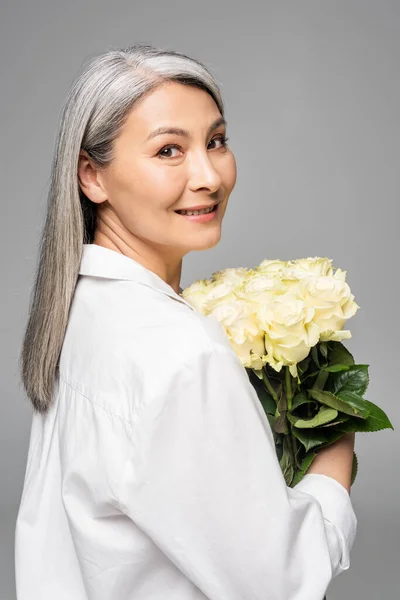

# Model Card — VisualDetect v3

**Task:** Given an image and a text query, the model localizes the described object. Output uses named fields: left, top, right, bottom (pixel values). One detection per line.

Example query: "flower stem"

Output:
left=285, top=367, right=293, bottom=411
left=261, top=369, right=279, bottom=404
left=312, top=369, right=329, bottom=390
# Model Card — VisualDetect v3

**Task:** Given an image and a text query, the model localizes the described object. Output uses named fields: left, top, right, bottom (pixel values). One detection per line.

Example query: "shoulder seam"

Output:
left=59, top=375, right=134, bottom=429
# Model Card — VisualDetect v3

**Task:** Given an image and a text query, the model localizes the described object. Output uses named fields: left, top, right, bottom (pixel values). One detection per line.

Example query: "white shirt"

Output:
left=15, top=243, right=357, bottom=600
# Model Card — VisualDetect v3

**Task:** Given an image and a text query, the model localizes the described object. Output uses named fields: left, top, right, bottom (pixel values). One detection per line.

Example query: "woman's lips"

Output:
left=174, top=204, right=218, bottom=223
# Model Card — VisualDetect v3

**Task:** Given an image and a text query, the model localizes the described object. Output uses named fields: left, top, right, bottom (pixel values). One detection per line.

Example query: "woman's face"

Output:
left=80, top=81, right=237, bottom=260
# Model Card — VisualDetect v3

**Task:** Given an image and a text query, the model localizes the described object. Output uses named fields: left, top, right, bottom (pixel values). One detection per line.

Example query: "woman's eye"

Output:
left=157, top=144, right=182, bottom=159
left=156, top=135, right=229, bottom=159
left=209, top=134, right=229, bottom=150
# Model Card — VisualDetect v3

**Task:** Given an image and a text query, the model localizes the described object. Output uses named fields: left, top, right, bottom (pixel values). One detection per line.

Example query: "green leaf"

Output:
left=351, top=452, right=358, bottom=486
left=328, top=364, right=370, bottom=397
left=336, top=390, right=371, bottom=415
left=312, top=369, right=329, bottom=391
left=311, top=346, right=320, bottom=368
left=320, top=342, right=328, bottom=358
left=336, top=400, right=394, bottom=433
left=292, top=427, right=344, bottom=452
left=248, top=369, right=277, bottom=414
left=291, top=452, right=317, bottom=487
left=279, top=446, right=290, bottom=471
left=279, top=442, right=295, bottom=486
left=291, top=392, right=314, bottom=411
left=277, top=394, right=288, bottom=413
left=250, top=368, right=264, bottom=380
left=297, top=355, right=312, bottom=376
left=327, top=341, right=355, bottom=366
left=257, top=388, right=276, bottom=415
left=320, top=415, right=350, bottom=427
left=309, top=389, right=369, bottom=419
left=279, top=434, right=302, bottom=476
left=288, top=405, right=338, bottom=428
left=274, top=412, right=289, bottom=435
left=323, top=364, right=350, bottom=373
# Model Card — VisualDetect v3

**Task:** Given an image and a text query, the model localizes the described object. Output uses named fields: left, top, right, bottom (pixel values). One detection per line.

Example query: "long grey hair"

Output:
left=20, top=43, right=225, bottom=414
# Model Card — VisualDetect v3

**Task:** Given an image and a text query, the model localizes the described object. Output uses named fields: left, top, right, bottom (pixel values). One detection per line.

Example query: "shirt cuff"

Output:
left=293, top=473, right=357, bottom=571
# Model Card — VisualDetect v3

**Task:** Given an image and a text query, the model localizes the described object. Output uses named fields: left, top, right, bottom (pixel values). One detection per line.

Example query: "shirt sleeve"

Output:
left=118, top=332, right=357, bottom=600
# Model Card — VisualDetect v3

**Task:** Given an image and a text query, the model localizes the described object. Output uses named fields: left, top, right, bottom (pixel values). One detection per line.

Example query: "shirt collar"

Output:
left=78, top=244, right=195, bottom=311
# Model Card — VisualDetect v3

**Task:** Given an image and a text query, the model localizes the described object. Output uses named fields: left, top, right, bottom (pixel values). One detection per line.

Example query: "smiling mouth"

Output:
left=175, top=205, right=218, bottom=216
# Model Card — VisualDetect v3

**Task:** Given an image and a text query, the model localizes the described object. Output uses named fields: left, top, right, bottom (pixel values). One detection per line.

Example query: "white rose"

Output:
left=284, top=257, right=334, bottom=279
left=203, top=278, right=238, bottom=302
left=238, top=273, right=288, bottom=318
left=207, top=293, right=265, bottom=368
left=180, top=279, right=211, bottom=313
left=257, top=292, right=320, bottom=377
left=242, top=271, right=285, bottom=295
left=333, top=268, right=347, bottom=282
left=230, top=335, right=266, bottom=370
left=297, top=275, right=359, bottom=338
left=208, top=294, right=259, bottom=339
left=255, top=259, right=288, bottom=276
left=211, top=267, right=249, bottom=287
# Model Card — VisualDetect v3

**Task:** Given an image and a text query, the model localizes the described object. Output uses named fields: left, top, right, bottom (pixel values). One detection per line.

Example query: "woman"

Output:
left=15, top=43, right=357, bottom=600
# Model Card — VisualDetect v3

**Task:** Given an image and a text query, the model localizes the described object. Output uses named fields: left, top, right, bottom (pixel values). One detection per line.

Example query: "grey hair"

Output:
left=20, top=43, right=225, bottom=414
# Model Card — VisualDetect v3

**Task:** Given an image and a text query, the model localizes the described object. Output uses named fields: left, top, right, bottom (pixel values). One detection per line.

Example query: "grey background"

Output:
left=1, top=1, right=399, bottom=598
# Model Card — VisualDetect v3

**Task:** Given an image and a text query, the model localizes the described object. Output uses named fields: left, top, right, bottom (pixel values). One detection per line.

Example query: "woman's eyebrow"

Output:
left=145, top=116, right=227, bottom=142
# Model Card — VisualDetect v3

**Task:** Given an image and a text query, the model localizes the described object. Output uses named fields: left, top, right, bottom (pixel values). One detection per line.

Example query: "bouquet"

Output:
left=181, top=257, right=393, bottom=489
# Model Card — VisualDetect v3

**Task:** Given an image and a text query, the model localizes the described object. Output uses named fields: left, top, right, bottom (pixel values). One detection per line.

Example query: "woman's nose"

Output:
left=187, top=151, right=222, bottom=193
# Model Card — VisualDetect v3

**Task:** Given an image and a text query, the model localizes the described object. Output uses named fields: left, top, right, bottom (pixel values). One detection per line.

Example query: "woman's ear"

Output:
left=77, top=150, right=108, bottom=204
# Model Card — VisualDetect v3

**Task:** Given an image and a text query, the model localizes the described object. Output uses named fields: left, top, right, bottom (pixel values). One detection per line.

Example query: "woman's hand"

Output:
left=306, top=432, right=356, bottom=494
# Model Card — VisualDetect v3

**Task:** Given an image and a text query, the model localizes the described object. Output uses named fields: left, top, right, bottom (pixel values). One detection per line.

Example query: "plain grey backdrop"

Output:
left=1, top=1, right=399, bottom=598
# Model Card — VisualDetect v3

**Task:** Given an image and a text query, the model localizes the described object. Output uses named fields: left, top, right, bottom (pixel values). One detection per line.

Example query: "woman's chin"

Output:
left=188, top=230, right=222, bottom=251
